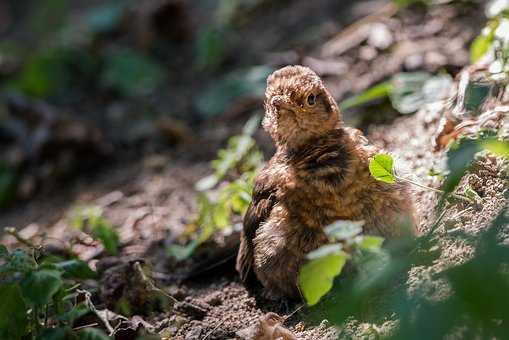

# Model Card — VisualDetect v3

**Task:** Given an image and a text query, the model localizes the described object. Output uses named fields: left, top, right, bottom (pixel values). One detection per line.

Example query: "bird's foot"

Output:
left=261, top=289, right=292, bottom=314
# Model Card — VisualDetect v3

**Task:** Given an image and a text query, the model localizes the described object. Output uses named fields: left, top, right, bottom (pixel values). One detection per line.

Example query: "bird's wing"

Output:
left=236, top=175, right=277, bottom=282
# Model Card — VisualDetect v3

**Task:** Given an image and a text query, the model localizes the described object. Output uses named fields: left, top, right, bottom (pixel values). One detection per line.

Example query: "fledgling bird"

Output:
left=236, top=65, right=417, bottom=299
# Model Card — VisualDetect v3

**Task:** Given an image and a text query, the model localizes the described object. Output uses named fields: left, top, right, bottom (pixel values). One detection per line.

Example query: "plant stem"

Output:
left=395, top=175, right=443, bottom=194
left=395, top=175, right=472, bottom=203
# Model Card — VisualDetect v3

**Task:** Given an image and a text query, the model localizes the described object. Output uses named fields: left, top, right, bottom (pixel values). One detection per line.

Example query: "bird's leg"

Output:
left=261, top=289, right=293, bottom=314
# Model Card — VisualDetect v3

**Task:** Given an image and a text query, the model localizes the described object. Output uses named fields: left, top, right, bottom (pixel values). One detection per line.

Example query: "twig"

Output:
left=4, top=227, right=38, bottom=248
left=79, top=289, right=114, bottom=335
left=321, top=2, right=398, bottom=57
left=395, top=175, right=473, bottom=203
left=73, top=323, right=99, bottom=331
left=133, top=262, right=179, bottom=305
left=283, top=304, right=305, bottom=323
left=426, top=208, right=448, bottom=237
left=201, top=319, right=226, bottom=340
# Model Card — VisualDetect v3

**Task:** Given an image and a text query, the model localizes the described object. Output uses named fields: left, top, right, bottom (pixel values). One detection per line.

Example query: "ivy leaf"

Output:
left=306, top=244, right=343, bottom=259
left=21, top=269, right=63, bottom=306
left=324, top=220, right=364, bottom=241
left=3, top=249, right=37, bottom=274
left=357, top=236, right=385, bottom=252
left=57, top=302, right=90, bottom=324
left=0, top=284, right=28, bottom=339
left=299, top=250, right=348, bottom=306
left=54, top=260, right=97, bottom=280
left=471, top=24, right=497, bottom=63
left=339, top=81, right=393, bottom=110
left=93, top=223, right=119, bottom=256
left=369, top=154, right=396, bottom=184
left=483, top=139, right=509, bottom=158
left=390, top=72, right=452, bottom=114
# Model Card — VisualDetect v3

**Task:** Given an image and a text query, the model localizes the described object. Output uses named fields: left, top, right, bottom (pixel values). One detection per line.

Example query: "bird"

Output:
left=236, top=65, right=417, bottom=299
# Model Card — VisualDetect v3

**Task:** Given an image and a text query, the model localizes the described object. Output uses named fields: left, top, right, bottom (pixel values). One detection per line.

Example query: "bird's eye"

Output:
left=307, top=94, right=316, bottom=106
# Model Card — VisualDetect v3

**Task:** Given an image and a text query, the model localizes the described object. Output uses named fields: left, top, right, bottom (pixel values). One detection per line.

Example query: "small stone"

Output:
left=404, top=54, right=424, bottom=70
left=184, top=324, right=203, bottom=340
left=367, top=23, right=393, bottom=50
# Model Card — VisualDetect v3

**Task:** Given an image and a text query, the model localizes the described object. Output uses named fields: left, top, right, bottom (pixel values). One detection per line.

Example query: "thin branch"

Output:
left=201, top=319, right=226, bottom=340
left=133, top=262, right=179, bottom=305
left=4, top=227, right=37, bottom=248
left=395, top=175, right=472, bottom=203
left=79, top=290, right=114, bottom=335
left=72, top=323, right=99, bottom=331
left=283, top=304, right=305, bottom=323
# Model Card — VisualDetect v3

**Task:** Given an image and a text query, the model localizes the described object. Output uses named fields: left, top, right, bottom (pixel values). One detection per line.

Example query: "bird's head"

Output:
left=263, top=65, right=341, bottom=149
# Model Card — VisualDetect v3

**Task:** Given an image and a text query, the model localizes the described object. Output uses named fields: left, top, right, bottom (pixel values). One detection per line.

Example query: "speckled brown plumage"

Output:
left=236, top=65, right=417, bottom=298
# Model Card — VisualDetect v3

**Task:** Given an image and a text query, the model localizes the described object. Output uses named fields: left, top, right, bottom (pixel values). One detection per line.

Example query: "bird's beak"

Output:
left=271, top=95, right=293, bottom=112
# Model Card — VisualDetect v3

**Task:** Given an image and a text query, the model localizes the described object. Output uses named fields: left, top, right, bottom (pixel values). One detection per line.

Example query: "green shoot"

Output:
left=299, top=220, right=385, bottom=306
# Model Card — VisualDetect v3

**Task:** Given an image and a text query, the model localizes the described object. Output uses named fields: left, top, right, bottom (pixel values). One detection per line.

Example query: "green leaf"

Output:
left=369, top=154, right=396, bottom=184
left=306, top=244, right=343, bottom=259
left=4, top=249, right=37, bottom=273
left=390, top=72, right=452, bottom=114
left=483, top=139, right=509, bottom=158
left=167, top=240, right=199, bottom=261
left=54, top=260, right=97, bottom=280
left=7, top=48, right=72, bottom=98
left=37, top=327, right=77, bottom=340
left=70, top=206, right=120, bottom=255
left=93, top=223, right=119, bottom=255
left=442, top=138, right=481, bottom=194
left=57, top=302, right=90, bottom=324
left=21, top=269, right=63, bottom=306
left=0, top=284, right=28, bottom=339
left=357, top=236, right=385, bottom=252
left=101, top=48, right=165, bottom=97
left=0, top=245, right=8, bottom=258
left=78, top=328, right=111, bottom=340
left=299, top=251, right=348, bottom=305
left=339, top=81, right=393, bottom=110
left=470, top=25, right=497, bottom=63
left=195, top=174, right=219, bottom=192
left=464, top=81, right=493, bottom=114
left=324, top=220, right=365, bottom=241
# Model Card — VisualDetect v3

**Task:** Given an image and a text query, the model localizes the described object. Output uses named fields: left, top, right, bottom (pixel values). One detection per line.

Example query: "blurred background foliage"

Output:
left=1, top=0, right=376, bottom=209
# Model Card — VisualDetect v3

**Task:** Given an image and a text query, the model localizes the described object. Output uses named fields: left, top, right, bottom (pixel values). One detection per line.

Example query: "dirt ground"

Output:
left=1, top=1, right=508, bottom=339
